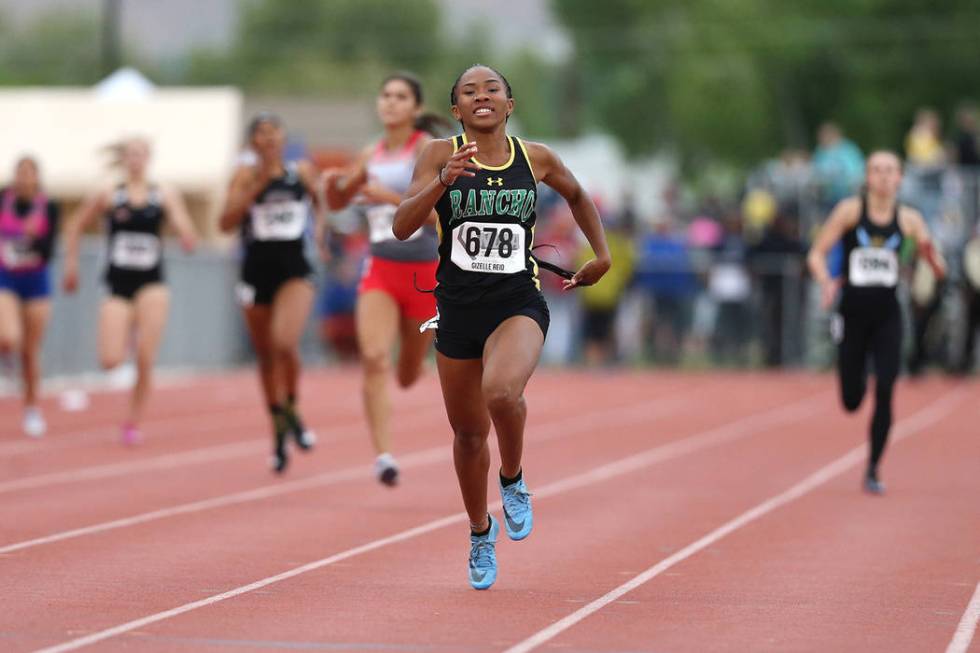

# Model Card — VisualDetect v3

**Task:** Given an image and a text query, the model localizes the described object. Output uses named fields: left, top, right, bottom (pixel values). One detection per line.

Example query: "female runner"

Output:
left=322, top=72, right=446, bottom=486
left=808, top=150, right=946, bottom=494
left=394, top=65, right=611, bottom=589
left=221, top=114, right=321, bottom=473
left=63, top=138, right=197, bottom=444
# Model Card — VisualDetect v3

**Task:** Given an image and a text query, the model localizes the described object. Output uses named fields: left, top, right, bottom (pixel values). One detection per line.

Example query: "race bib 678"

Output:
left=450, top=222, right=524, bottom=274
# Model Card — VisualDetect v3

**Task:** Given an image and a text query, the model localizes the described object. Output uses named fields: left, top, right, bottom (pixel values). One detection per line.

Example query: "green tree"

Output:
left=185, top=0, right=445, bottom=96
left=553, top=0, right=980, bottom=163
left=0, top=10, right=102, bottom=85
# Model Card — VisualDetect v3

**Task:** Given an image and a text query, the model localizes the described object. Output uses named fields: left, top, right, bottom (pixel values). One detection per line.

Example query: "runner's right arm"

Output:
left=62, top=186, right=110, bottom=293
left=393, top=139, right=477, bottom=241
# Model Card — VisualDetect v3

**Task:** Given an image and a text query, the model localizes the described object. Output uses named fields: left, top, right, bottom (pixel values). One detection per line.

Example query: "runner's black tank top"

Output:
left=433, top=133, right=540, bottom=304
left=105, top=184, right=165, bottom=277
left=242, top=163, right=311, bottom=263
left=841, top=196, right=905, bottom=307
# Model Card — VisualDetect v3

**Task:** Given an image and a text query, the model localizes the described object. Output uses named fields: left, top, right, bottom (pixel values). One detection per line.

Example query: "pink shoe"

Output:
left=121, top=424, right=142, bottom=446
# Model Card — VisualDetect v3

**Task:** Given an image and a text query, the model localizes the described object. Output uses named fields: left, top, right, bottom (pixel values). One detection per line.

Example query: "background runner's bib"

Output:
left=111, top=232, right=161, bottom=270
left=848, top=247, right=899, bottom=287
left=366, top=204, right=420, bottom=244
left=249, top=200, right=308, bottom=241
left=1, top=239, right=41, bottom=269
left=450, top=221, right=524, bottom=275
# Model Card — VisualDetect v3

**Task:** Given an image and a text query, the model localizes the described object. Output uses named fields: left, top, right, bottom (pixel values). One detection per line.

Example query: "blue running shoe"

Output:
left=500, top=476, right=533, bottom=541
left=468, top=515, right=499, bottom=590
left=863, top=472, right=885, bottom=495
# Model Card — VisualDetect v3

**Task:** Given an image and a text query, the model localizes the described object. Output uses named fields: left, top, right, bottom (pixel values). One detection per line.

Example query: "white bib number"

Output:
left=1, top=239, right=41, bottom=269
left=849, top=247, right=898, bottom=287
left=111, top=232, right=161, bottom=270
left=450, top=222, right=524, bottom=275
left=250, top=200, right=307, bottom=241
left=366, top=205, right=419, bottom=244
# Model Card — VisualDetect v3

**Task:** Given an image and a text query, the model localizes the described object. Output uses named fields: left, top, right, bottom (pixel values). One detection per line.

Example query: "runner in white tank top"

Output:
left=322, top=72, right=450, bottom=486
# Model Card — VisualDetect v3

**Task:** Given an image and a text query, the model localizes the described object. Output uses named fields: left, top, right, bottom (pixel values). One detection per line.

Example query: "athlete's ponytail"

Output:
left=415, top=113, right=454, bottom=138
left=100, top=136, right=151, bottom=171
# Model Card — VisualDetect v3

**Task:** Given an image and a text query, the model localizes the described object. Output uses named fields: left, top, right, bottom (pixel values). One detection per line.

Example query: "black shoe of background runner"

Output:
left=271, top=430, right=289, bottom=474
left=284, top=407, right=315, bottom=452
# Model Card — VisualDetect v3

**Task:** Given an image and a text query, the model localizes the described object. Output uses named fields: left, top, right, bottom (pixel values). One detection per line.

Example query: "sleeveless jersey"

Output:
left=242, top=163, right=311, bottom=263
left=105, top=184, right=165, bottom=275
left=0, top=189, right=53, bottom=271
left=433, top=133, right=540, bottom=304
left=360, top=130, right=438, bottom=262
left=841, top=196, right=905, bottom=306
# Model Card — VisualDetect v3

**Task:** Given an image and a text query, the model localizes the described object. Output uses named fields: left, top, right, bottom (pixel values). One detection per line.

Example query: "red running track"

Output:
left=0, top=368, right=977, bottom=653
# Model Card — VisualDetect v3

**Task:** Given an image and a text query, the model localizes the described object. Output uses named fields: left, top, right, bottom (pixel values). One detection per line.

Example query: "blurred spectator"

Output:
left=750, top=211, right=806, bottom=367
left=748, top=149, right=812, bottom=213
left=634, top=216, right=698, bottom=365
left=576, top=214, right=636, bottom=367
left=535, top=203, right=581, bottom=365
left=907, top=257, right=944, bottom=377
left=708, top=212, right=753, bottom=366
left=317, top=227, right=367, bottom=362
left=812, top=122, right=864, bottom=214
left=904, top=108, right=946, bottom=223
left=958, top=232, right=980, bottom=374
left=955, top=105, right=980, bottom=166
left=906, top=108, right=946, bottom=167
left=955, top=105, right=980, bottom=228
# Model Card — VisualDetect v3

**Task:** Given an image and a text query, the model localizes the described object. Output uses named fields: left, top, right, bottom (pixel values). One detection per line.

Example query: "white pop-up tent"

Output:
left=0, top=68, right=242, bottom=237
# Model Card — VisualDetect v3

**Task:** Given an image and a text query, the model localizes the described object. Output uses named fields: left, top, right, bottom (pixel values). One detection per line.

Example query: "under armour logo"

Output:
left=487, top=177, right=503, bottom=187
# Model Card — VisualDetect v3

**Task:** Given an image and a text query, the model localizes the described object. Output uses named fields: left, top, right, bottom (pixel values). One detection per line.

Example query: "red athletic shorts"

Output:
left=358, top=256, right=438, bottom=320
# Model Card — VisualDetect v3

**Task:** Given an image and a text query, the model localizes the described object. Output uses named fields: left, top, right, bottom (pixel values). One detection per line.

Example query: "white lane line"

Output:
left=31, top=393, right=822, bottom=653
left=0, top=404, right=253, bottom=457
left=501, top=388, right=969, bottom=653
left=946, top=581, right=980, bottom=653
left=1, top=394, right=699, bottom=555
left=0, top=399, right=447, bottom=495
left=0, top=385, right=443, bottom=457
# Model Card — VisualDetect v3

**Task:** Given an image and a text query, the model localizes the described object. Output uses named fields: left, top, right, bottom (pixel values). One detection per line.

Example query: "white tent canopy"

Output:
left=93, top=67, right=156, bottom=100
left=0, top=69, right=242, bottom=198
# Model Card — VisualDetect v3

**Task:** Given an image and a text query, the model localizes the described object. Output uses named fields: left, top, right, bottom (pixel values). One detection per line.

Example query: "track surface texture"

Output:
left=1, top=368, right=977, bottom=653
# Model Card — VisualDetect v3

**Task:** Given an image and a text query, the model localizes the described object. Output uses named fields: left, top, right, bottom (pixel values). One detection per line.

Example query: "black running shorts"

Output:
left=434, top=289, right=550, bottom=360
left=237, top=254, right=312, bottom=307
left=105, top=268, right=164, bottom=301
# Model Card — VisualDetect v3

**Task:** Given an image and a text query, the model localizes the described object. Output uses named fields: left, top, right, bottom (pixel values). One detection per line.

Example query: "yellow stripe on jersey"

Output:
left=516, top=137, right=537, bottom=182
left=530, top=224, right=540, bottom=290
left=462, top=133, right=515, bottom=171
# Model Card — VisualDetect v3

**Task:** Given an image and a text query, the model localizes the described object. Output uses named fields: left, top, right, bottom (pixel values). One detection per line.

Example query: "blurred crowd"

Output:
left=313, top=105, right=980, bottom=373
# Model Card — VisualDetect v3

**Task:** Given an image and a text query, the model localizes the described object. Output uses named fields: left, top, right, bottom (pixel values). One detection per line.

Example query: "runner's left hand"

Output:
left=563, top=257, right=611, bottom=290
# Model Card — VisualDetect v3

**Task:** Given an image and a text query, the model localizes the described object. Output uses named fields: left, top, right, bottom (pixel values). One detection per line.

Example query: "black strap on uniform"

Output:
left=413, top=244, right=577, bottom=294
left=413, top=272, right=436, bottom=294
left=531, top=244, right=575, bottom=280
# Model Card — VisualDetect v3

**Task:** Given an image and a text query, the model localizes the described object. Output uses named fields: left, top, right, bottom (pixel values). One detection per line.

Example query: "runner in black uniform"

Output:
left=394, top=65, right=611, bottom=589
left=808, top=151, right=946, bottom=494
left=64, top=138, right=197, bottom=444
left=220, top=114, right=322, bottom=473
